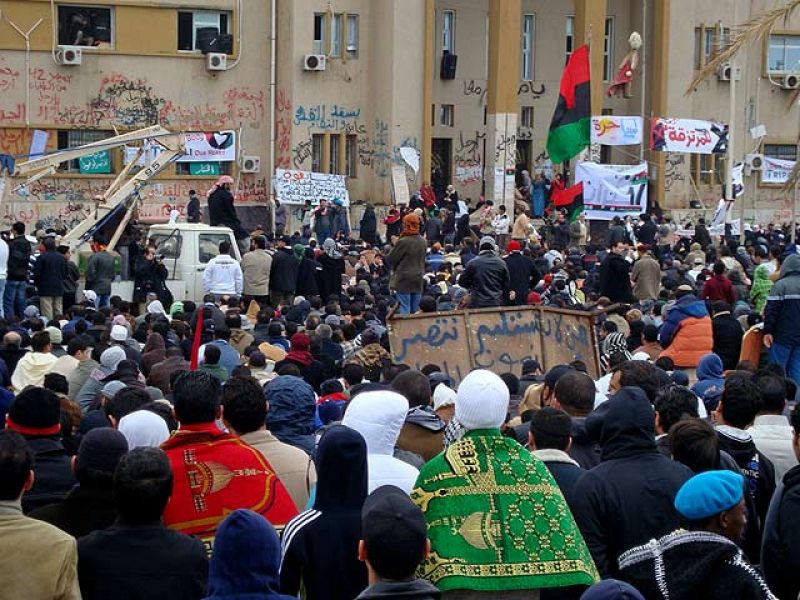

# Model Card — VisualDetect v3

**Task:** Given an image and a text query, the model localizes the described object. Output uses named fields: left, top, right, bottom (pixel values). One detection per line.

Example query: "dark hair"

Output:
left=499, top=373, right=520, bottom=396
left=643, top=324, right=659, bottom=343
left=669, top=418, right=720, bottom=473
left=713, top=261, right=726, bottom=275
left=219, top=240, right=231, bottom=254
left=12, top=222, right=24, bottom=235
left=113, top=447, right=173, bottom=524
left=67, top=336, right=88, bottom=357
left=173, top=371, right=221, bottom=424
left=418, top=296, right=437, bottom=313
left=253, top=235, right=267, bottom=250
left=31, top=331, right=51, bottom=352
left=267, top=322, right=283, bottom=337
left=529, top=408, right=572, bottom=451
left=616, top=360, right=661, bottom=403
left=214, top=325, right=231, bottom=341
left=654, top=356, right=675, bottom=372
left=755, top=375, right=786, bottom=414
left=276, top=363, right=302, bottom=377
left=342, top=362, right=365, bottom=386
left=791, top=405, right=800, bottom=435
left=44, top=372, right=68, bottom=395
left=108, top=387, right=151, bottom=422
left=391, top=370, right=431, bottom=408
left=204, top=344, right=221, bottom=365
left=222, top=377, right=266, bottom=435
left=653, top=385, right=699, bottom=433
left=601, top=320, right=618, bottom=334
left=225, top=314, right=242, bottom=329
left=141, top=401, right=177, bottom=432
left=720, top=378, right=762, bottom=429
left=554, top=371, right=595, bottom=416
left=381, top=363, right=410, bottom=385
left=0, top=430, right=33, bottom=500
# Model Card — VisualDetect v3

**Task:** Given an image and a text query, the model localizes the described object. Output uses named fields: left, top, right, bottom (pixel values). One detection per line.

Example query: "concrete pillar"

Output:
left=649, top=0, right=670, bottom=209
left=422, top=0, right=435, bottom=186
left=574, top=0, right=607, bottom=117
left=486, top=0, right=521, bottom=213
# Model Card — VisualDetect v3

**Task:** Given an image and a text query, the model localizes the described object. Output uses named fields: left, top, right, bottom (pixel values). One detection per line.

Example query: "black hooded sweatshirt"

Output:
left=280, top=425, right=368, bottom=600
left=571, top=387, right=693, bottom=578
left=762, top=463, right=800, bottom=600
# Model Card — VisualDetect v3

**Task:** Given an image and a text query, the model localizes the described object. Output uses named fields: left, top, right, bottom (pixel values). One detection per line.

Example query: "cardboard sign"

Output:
left=391, top=165, right=410, bottom=205
left=388, top=306, right=599, bottom=384
left=274, top=169, right=350, bottom=206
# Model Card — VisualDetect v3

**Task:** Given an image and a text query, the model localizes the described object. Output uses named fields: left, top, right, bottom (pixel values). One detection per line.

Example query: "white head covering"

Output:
left=631, top=351, right=651, bottom=362
left=455, top=370, right=509, bottom=430
left=118, top=410, right=170, bottom=450
left=100, top=346, right=126, bottom=370
left=147, top=300, right=167, bottom=317
left=433, top=384, right=457, bottom=411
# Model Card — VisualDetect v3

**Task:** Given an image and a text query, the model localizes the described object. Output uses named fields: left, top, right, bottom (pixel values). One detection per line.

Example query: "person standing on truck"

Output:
left=186, top=189, right=201, bottom=224
left=86, top=236, right=116, bottom=308
left=203, top=240, right=243, bottom=301
left=133, top=245, right=170, bottom=313
left=207, top=175, right=250, bottom=255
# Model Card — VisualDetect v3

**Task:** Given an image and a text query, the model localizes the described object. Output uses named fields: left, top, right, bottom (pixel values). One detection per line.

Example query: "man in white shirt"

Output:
left=748, top=374, right=798, bottom=484
left=492, top=205, right=511, bottom=251
left=203, top=240, right=243, bottom=299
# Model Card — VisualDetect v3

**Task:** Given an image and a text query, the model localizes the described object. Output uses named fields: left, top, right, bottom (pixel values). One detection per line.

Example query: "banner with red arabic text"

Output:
left=650, top=118, right=728, bottom=154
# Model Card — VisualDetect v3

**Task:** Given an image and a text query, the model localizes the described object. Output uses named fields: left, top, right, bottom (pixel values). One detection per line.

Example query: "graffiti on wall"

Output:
left=664, top=154, right=686, bottom=193
left=454, top=130, right=485, bottom=185
left=462, top=79, right=547, bottom=104
left=275, top=88, right=293, bottom=170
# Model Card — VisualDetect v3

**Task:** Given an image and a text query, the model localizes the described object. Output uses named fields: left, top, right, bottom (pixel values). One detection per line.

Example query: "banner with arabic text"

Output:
left=575, top=162, right=648, bottom=221
left=275, top=169, right=350, bottom=206
left=650, top=118, right=728, bottom=154
left=761, top=156, right=796, bottom=185
left=591, top=116, right=643, bottom=146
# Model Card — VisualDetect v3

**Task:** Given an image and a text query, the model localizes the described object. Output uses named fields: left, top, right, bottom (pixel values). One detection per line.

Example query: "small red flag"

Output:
left=189, top=306, right=204, bottom=370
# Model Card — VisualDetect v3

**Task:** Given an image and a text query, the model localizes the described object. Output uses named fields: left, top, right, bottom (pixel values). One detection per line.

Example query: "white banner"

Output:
left=576, top=162, right=648, bottom=221
left=275, top=169, right=350, bottom=206
left=650, top=117, right=728, bottom=154
left=761, top=156, right=796, bottom=185
left=590, top=116, right=643, bottom=146
left=124, top=131, right=236, bottom=165
left=732, top=162, right=744, bottom=198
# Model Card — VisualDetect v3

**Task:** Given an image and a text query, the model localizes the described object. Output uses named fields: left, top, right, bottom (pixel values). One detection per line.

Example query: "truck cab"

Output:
left=148, top=223, right=242, bottom=302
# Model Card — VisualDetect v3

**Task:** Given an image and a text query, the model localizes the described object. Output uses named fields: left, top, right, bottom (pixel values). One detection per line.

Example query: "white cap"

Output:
left=82, top=290, right=97, bottom=305
left=455, top=370, right=509, bottom=430
left=110, top=324, right=128, bottom=341
left=433, top=384, right=456, bottom=411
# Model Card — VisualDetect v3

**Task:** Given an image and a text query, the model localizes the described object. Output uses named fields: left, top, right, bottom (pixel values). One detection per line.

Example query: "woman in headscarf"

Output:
left=317, top=238, right=346, bottom=303
left=280, top=425, right=368, bottom=600
left=207, top=509, right=295, bottom=600
left=387, top=214, right=427, bottom=315
left=207, top=174, right=249, bottom=253
left=75, top=346, right=127, bottom=411
left=274, top=333, right=325, bottom=392
left=147, top=300, right=169, bottom=320
left=141, top=332, right=166, bottom=376
left=750, top=263, right=773, bottom=314
left=118, top=410, right=170, bottom=450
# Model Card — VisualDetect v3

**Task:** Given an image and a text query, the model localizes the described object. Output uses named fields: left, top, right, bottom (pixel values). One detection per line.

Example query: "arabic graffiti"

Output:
left=454, top=130, right=485, bottom=185
left=293, top=104, right=362, bottom=130
left=275, top=88, right=293, bottom=170
left=393, top=316, right=462, bottom=363
left=292, top=139, right=314, bottom=169
left=462, top=80, right=547, bottom=103
left=664, top=154, right=686, bottom=193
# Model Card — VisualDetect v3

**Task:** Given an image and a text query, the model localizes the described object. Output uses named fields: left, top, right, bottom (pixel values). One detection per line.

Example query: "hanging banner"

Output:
left=575, top=162, right=648, bottom=220
left=275, top=169, right=350, bottom=206
left=79, top=150, right=112, bottom=174
left=761, top=156, right=796, bottom=185
left=709, top=199, right=731, bottom=234
left=590, top=116, right=643, bottom=146
left=180, top=131, right=236, bottom=162
left=732, top=162, right=744, bottom=198
left=650, top=118, right=728, bottom=154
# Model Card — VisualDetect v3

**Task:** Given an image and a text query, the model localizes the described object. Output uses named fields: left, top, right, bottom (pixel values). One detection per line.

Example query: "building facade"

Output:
left=1, top=0, right=799, bottom=233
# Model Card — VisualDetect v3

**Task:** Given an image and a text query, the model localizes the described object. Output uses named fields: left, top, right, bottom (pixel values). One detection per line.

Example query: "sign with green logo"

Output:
left=189, top=162, right=221, bottom=176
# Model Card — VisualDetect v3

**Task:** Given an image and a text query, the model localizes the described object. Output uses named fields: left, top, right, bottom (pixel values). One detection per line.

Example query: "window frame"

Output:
left=521, top=14, right=535, bottom=81
left=331, top=13, right=343, bottom=58
left=57, top=4, right=115, bottom=49
left=312, top=134, right=325, bottom=173
left=329, top=134, right=341, bottom=174
left=345, top=134, right=358, bottom=178
left=766, top=33, right=800, bottom=75
left=442, top=9, right=455, bottom=54
left=439, top=104, right=455, bottom=127
left=759, top=141, right=798, bottom=188
left=565, top=16, right=574, bottom=64
left=177, top=9, right=231, bottom=53
left=346, top=14, right=359, bottom=59
left=313, top=13, right=326, bottom=55
left=603, top=16, right=615, bottom=82
left=198, top=233, right=234, bottom=264
left=520, top=106, right=534, bottom=129
left=56, top=129, right=114, bottom=174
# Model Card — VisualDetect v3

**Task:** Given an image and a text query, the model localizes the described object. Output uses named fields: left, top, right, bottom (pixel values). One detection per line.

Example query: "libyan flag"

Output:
left=552, top=182, right=584, bottom=222
left=546, top=45, right=591, bottom=164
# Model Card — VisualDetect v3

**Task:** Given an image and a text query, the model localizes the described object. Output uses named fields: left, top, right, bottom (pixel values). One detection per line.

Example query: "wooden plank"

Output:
left=464, top=306, right=542, bottom=376
left=538, top=307, right=600, bottom=379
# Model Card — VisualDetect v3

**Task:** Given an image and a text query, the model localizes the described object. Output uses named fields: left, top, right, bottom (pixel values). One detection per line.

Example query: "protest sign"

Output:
left=591, top=116, right=643, bottom=145
left=180, top=131, right=236, bottom=162
left=275, top=169, right=350, bottom=206
left=388, top=306, right=599, bottom=384
left=575, top=162, right=648, bottom=220
left=391, top=165, right=410, bottom=205
left=650, top=118, right=728, bottom=154
left=761, top=156, right=796, bottom=185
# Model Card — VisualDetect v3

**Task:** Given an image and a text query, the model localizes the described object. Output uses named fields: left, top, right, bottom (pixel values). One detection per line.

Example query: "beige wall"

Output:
left=0, top=0, right=269, bottom=230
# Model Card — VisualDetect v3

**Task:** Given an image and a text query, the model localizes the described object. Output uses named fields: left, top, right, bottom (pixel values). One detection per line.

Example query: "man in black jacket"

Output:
left=4, top=221, right=31, bottom=319
left=571, top=386, right=693, bottom=577
left=269, top=238, right=300, bottom=308
left=762, top=406, right=800, bottom=600
left=553, top=369, right=601, bottom=469
left=208, top=175, right=249, bottom=255
left=33, top=236, right=67, bottom=320
left=504, top=241, right=540, bottom=306
left=78, top=447, right=208, bottom=599
left=529, top=407, right=585, bottom=510
left=711, top=302, right=744, bottom=371
left=599, top=241, right=633, bottom=303
left=30, top=428, right=128, bottom=538
left=634, top=213, right=657, bottom=247
left=459, top=236, right=513, bottom=308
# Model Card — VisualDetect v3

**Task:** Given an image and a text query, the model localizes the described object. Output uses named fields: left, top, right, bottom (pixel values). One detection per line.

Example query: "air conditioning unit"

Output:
left=745, top=153, right=764, bottom=171
left=206, top=52, right=227, bottom=71
left=717, top=63, right=741, bottom=81
left=782, top=73, right=800, bottom=90
left=240, top=155, right=261, bottom=173
left=303, top=54, right=326, bottom=71
left=56, top=46, right=82, bottom=66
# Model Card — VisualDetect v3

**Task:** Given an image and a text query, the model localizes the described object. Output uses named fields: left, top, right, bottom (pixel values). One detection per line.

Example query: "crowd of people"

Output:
left=0, top=178, right=799, bottom=600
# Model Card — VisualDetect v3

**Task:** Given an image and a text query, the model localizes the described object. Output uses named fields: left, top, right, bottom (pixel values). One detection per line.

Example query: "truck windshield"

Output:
left=150, top=234, right=182, bottom=259
left=199, top=233, right=233, bottom=264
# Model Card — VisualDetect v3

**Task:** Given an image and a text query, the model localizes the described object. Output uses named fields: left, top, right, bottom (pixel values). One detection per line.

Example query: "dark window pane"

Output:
left=178, top=12, right=193, bottom=51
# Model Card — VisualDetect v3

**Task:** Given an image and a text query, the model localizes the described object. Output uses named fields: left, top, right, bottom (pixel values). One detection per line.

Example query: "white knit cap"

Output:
left=455, top=370, right=509, bottom=430
left=433, top=384, right=457, bottom=411
left=110, top=324, right=128, bottom=341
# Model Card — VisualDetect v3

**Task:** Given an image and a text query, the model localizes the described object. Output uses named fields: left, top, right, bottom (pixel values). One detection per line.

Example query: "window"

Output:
left=313, top=13, right=326, bottom=54
left=566, top=16, right=574, bottom=63
left=694, top=25, right=731, bottom=69
left=198, top=233, right=233, bottom=264
left=57, top=130, right=112, bottom=173
left=312, top=134, right=324, bottom=172
left=346, top=15, right=359, bottom=58
left=329, top=135, right=341, bottom=174
left=58, top=5, right=113, bottom=47
left=331, top=13, right=343, bottom=57
left=521, top=14, right=535, bottom=81
left=150, top=234, right=183, bottom=259
left=520, top=106, right=534, bottom=128
left=439, top=104, right=455, bottom=127
left=691, top=154, right=725, bottom=186
left=442, top=10, right=455, bottom=54
left=764, top=143, right=798, bottom=161
left=768, top=34, right=800, bottom=74
left=178, top=10, right=230, bottom=52
left=603, top=17, right=614, bottom=81
left=345, top=135, right=358, bottom=177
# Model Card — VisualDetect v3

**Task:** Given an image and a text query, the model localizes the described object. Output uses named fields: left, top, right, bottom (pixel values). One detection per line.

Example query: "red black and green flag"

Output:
left=553, top=182, right=584, bottom=222
left=546, top=44, right=591, bottom=164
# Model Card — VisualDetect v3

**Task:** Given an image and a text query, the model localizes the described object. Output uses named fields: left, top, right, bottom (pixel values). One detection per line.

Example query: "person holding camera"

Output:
left=133, top=245, right=170, bottom=313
